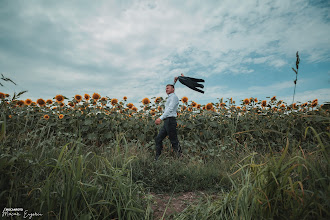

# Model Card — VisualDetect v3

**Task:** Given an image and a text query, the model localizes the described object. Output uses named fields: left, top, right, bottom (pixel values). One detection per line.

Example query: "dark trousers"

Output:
left=155, top=117, right=181, bottom=158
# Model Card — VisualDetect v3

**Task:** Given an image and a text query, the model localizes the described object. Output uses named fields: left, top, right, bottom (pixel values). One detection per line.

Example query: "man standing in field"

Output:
left=154, top=78, right=181, bottom=160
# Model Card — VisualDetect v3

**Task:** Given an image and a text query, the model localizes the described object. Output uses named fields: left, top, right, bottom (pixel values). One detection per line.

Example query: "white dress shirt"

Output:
left=159, top=93, right=179, bottom=120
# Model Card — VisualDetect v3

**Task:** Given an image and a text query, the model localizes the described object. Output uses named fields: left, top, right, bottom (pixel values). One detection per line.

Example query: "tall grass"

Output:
left=175, top=128, right=329, bottom=219
left=0, top=138, right=152, bottom=219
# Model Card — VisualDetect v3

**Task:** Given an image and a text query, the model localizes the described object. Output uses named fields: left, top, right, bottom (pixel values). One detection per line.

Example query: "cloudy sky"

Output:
left=1, top=0, right=329, bottom=108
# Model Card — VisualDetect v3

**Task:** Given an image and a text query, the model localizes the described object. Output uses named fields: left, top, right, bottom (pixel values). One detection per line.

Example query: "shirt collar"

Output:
left=168, top=93, right=175, bottom=97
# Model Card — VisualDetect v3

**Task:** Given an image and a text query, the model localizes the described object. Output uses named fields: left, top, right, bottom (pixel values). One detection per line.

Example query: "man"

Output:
left=154, top=78, right=181, bottom=160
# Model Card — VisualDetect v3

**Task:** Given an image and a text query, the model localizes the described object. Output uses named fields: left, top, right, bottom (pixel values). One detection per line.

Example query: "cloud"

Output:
left=0, top=0, right=329, bottom=108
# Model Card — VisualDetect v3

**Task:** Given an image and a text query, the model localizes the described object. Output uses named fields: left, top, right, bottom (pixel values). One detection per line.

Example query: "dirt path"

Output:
left=150, top=191, right=207, bottom=219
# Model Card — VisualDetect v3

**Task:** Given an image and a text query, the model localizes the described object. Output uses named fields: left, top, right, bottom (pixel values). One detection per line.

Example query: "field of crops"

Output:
left=1, top=91, right=329, bottom=219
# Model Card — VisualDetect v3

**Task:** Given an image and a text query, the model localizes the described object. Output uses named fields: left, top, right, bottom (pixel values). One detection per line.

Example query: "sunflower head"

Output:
left=46, top=99, right=53, bottom=105
left=181, top=96, right=188, bottom=103
left=191, top=101, right=197, bottom=107
left=142, top=97, right=150, bottom=105
left=132, top=106, right=138, bottom=111
left=75, top=95, right=82, bottom=102
left=60, top=102, right=65, bottom=107
left=197, top=104, right=201, bottom=109
left=58, top=114, right=64, bottom=119
left=244, top=98, right=250, bottom=105
left=44, top=114, right=50, bottom=120
left=25, top=99, right=32, bottom=105
left=312, top=99, right=318, bottom=107
left=16, top=100, right=25, bottom=107
left=0, top=92, right=5, bottom=99
left=55, top=95, right=64, bottom=103
left=84, top=94, right=90, bottom=100
left=155, top=97, right=162, bottom=103
left=158, top=106, right=162, bottom=111
left=111, top=98, right=118, bottom=106
left=206, top=103, right=213, bottom=110
left=271, top=96, right=276, bottom=101
left=261, top=100, right=267, bottom=107
left=37, top=98, right=46, bottom=107
left=254, top=98, right=258, bottom=103
left=123, top=96, right=127, bottom=101
left=68, top=102, right=75, bottom=107
left=127, top=103, right=134, bottom=109
left=92, top=93, right=101, bottom=100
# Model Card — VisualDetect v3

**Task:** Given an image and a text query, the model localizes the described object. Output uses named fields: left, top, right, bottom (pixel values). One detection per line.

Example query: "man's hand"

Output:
left=155, top=118, right=162, bottom=125
left=174, top=77, right=178, bottom=83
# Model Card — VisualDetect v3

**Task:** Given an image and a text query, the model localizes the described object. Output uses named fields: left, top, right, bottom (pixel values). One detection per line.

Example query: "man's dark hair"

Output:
left=166, top=84, right=174, bottom=89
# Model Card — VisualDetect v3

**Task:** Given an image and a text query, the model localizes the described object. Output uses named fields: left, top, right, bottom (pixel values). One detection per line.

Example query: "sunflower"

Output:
left=68, top=102, right=75, bottom=107
left=142, top=97, right=150, bottom=105
left=123, top=96, right=127, bottom=101
left=181, top=106, right=187, bottom=111
left=311, top=101, right=318, bottom=108
left=16, top=100, right=25, bottom=107
left=301, top=102, right=307, bottom=107
left=127, top=103, right=134, bottom=109
left=312, top=99, right=318, bottom=107
left=44, top=114, right=50, bottom=120
left=111, top=98, right=118, bottom=106
left=37, top=98, right=46, bottom=107
left=191, top=101, right=197, bottom=107
left=84, top=94, right=90, bottom=100
left=271, top=96, right=276, bottom=101
left=202, top=106, right=205, bottom=110
left=206, top=103, right=213, bottom=110
left=261, top=100, right=267, bottom=107
left=5, top=93, right=9, bottom=97
left=155, top=97, right=162, bottom=103
left=181, top=96, right=188, bottom=103
left=101, top=97, right=107, bottom=102
left=46, top=99, right=53, bottom=105
left=150, top=109, right=156, bottom=115
left=0, top=92, right=5, bottom=99
left=254, top=98, right=258, bottom=102
left=158, top=106, right=162, bottom=111
left=220, top=102, right=226, bottom=107
left=280, top=104, right=285, bottom=108
left=60, top=102, right=65, bottom=107
left=230, top=97, right=233, bottom=104
left=31, top=102, right=37, bottom=106
left=25, top=99, right=32, bottom=105
left=236, top=106, right=241, bottom=110
left=92, top=93, right=101, bottom=100
left=9, top=115, right=12, bottom=118
left=75, top=95, right=82, bottom=102
left=292, top=103, right=297, bottom=109
left=132, top=106, right=138, bottom=111
left=55, top=94, right=64, bottom=103
left=58, top=114, right=64, bottom=119
left=244, top=98, right=250, bottom=105
left=197, top=104, right=201, bottom=109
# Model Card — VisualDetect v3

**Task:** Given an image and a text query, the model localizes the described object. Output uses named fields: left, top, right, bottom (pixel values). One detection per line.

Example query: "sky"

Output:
left=1, top=0, right=329, bottom=109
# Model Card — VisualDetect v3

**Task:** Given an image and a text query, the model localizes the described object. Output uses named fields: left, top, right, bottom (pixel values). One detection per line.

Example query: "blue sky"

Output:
left=0, top=0, right=329, bottom=108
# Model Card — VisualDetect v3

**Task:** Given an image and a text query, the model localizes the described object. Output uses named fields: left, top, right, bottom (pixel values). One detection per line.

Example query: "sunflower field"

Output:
left=1, top=89, right=329, bottom=219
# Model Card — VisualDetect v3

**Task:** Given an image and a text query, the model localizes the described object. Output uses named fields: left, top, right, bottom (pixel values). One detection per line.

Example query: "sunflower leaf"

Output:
left=292, top=68, right=297, bottom=74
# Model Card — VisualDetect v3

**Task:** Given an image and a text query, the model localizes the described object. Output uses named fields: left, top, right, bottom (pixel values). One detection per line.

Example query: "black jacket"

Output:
left=176, top=76, right=205, bottom=94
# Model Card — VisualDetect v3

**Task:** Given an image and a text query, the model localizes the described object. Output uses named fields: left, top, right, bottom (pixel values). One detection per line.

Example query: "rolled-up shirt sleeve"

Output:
left=159, top=94, right=179, bottom=120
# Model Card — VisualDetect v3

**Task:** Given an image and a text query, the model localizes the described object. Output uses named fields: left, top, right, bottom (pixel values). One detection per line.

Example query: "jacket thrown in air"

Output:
left=176, top=76, right=205, bottom=94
